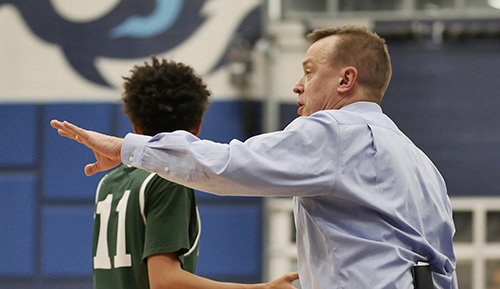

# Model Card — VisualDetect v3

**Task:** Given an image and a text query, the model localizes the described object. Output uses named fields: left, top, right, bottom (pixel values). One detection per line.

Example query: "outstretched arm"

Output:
left=50, top=120, right=123, bottom=176
left=147, top=253, right=299, bottom=289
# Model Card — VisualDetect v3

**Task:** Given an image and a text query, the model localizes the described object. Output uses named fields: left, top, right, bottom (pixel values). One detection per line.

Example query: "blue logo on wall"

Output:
left=1, top=0, right=261, bottom=87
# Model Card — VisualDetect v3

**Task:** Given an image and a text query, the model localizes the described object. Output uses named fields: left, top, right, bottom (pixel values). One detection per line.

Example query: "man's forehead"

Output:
left=302, top=39, right=333, bottom=66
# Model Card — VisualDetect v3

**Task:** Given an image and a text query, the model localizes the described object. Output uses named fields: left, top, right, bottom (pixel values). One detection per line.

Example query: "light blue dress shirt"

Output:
left=122, top=101, right=458, bottom=289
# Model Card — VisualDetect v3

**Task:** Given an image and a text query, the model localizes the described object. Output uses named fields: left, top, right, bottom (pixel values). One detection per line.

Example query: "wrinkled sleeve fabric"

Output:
left=122, top=113, right=340, bottom=197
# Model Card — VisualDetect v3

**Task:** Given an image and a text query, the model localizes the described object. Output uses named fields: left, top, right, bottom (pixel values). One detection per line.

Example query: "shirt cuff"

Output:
left=121, top=133, right=152, bottom=167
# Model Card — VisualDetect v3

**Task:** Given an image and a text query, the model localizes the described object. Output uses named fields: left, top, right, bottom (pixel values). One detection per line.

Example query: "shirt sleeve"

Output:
left=142, top=176, right=194, bottom=261
left=122, top=113, right=341, bottom=197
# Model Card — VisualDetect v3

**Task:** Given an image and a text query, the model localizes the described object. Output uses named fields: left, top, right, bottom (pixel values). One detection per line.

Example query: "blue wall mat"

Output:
left=0, top=280, right=93, bottom=289
left=196, top=204, right=262, bottom=281
left=117, top=105, right=134, bottom=138
left=382, top=41, right=500, bottom=196
left=0, top=174, right=36, bottom=276
left=41, top=206, right=94, bottom=277
left=199, top=100, right=250, bottom=143
left=0, top=104, right=38, bottom=167
left=43, top=103, right=114, bottom=200
left=280, top=104, right=299, bottom=130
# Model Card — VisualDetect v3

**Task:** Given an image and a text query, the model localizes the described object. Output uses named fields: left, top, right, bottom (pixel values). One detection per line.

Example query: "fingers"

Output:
left=50, top=119, right=89, bottom=143
left=51, top=119, right=80, bottom=141
left=61, top=120, right=88, bottom=143
left=56, top=129, right=75, bottom=139
left=62, top=120, right=87, bottom=137
left=50, top=119, right=64, bottom=129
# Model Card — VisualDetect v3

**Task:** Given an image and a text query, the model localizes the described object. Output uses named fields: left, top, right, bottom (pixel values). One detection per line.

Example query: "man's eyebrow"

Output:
left=302, top=59, right=312, bottom=67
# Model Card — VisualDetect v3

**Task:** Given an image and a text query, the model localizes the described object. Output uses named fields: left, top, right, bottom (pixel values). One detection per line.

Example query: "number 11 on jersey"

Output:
left=94, top=190, right=132, bottom=269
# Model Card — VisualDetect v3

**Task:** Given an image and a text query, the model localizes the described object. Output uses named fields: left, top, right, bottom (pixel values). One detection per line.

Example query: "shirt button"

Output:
left=164, top=167, right=170, bottom=173
left=129, top=156, right=134, bottom=162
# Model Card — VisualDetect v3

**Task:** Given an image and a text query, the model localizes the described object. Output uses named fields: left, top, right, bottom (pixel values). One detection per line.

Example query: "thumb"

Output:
left=285, top=272, right=299, bottom=282
left=84, top=163, right=100, bottom=176
left=287, top=272, right=299, bottom=282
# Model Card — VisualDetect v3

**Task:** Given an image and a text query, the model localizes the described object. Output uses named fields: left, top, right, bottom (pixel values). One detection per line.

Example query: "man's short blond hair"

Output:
left=307, top=25, right=392, bottom=101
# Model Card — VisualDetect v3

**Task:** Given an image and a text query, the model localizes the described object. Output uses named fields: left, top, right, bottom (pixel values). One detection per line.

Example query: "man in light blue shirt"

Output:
left=51, top=25, right=458, bottom=289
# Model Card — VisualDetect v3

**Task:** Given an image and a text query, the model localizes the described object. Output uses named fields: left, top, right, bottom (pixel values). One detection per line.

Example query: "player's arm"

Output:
left=147, top=253, right=298, bottom=289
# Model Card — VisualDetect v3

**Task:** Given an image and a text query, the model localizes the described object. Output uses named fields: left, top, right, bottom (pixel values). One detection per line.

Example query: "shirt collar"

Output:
left=339, top=101, right=383, bottom=114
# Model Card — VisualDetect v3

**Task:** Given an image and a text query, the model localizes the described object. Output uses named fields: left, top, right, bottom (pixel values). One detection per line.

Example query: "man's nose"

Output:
left=293, top=80, right=304, bottom=95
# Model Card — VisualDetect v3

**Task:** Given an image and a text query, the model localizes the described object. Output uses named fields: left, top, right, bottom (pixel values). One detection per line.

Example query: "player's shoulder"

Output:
left=143, top=174, right=195, bottom=204
left=106, top=166, right=190, bottom=192
left=147, top=173, right=191, bottom=191
left=102, top=166, right=154, bottom=187
left=116, top=165, right=153, bottom=177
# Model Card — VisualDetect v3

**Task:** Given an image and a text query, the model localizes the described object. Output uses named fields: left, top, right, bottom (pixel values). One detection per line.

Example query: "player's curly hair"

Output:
left=122, top=56, right=211, bottom=136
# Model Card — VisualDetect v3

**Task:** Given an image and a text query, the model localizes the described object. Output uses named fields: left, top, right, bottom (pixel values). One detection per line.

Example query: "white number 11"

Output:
left=94, top=190, right=132, bottom=269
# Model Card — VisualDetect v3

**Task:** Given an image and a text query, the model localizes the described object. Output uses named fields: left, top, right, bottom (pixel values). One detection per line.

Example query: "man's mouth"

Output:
left=297, top=101, right=304, bottom=115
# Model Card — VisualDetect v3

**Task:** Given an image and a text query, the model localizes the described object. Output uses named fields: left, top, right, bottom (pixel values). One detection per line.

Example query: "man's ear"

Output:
left=337, top=66, right=358, bottom=94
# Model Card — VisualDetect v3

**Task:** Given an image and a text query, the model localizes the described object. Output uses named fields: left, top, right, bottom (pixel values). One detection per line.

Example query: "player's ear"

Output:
left=133, top=126, right=143, bottom=135
left=190, top=119, right=203, bottom=136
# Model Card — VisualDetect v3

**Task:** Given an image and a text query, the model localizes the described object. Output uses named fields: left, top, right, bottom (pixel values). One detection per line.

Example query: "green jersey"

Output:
left=92, top=165, right=200, bottom=289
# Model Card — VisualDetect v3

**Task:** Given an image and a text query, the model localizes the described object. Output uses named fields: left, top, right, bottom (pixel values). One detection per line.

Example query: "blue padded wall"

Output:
left=0, top=174, right=36, bottom=276
left=117, top=109, right=134, bottom=138
left=41, top=206, right=94, bottom=277
left=381, top=41, right=500, bottom=196
left=0, top=104, right=38, bottom=167
left=196, top=202, right=262, bottom=281
left=199, top=100, right=259, bottom=143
